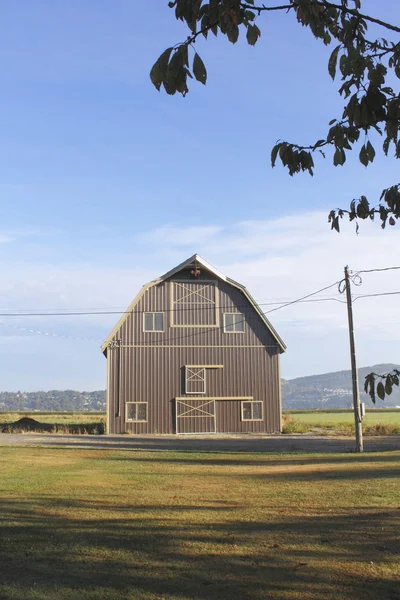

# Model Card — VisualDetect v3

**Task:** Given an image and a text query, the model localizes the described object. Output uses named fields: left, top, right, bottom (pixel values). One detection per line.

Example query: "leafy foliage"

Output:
left=364, top=369, right=400, bottom=404
left=152, top=1, right=400, bottom=402
left=152, top=0, right=400, bottom=229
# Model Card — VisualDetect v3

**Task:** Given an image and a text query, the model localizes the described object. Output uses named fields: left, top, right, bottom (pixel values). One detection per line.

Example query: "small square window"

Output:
left=143, top=312, right=164, bottom=332
left=224, top=313, right=245, bottom=333
left=126, top=402, right=147, bottom=422
left=241, top=401, right=263, bottom=421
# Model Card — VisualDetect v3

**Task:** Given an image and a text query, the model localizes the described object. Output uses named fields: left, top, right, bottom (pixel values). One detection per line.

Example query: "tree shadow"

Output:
left=0, top=495, right=398, bottom=600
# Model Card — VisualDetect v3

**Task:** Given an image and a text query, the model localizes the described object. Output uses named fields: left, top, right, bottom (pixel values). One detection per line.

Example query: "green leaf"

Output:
left=333, top=147, right=345, bottom=166
left=193, top=52, right=207, bottom=85
left=366, top=140, right=376, bottom=162
left=227, top=24, right=239, bottom=44
left=150, top=47, right=173, bottom=91
left=328, top=45, right=341, bottom=80
left=385, top=377, right=393, bottom=395
left=376, top=381, right=385, bottom=401
left=359, top=145, right=369, bottom=167
left=271, top=143, right=281, bottom=168
left=246, top=24, right=260, bottom=46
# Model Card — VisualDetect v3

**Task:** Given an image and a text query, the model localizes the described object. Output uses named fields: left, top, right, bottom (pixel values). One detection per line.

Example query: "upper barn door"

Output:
left=170, top=282, right=219, bottom=327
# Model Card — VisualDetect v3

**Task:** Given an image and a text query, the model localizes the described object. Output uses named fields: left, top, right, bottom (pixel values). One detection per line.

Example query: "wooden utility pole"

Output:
left=344, top=265, right=363, bottom=453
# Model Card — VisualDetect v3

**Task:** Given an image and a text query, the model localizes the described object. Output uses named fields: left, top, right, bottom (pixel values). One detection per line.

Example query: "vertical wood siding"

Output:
left=107, top=271, right=282, bottom=434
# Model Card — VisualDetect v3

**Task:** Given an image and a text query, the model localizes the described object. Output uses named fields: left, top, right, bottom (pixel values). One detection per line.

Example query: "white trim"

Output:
left=102, top=254, right=286, bottom=353
left=126, top=401, right=148, bottom=423
left=185, top=366, right=206, bottom=395
left=175, top=398, right=217, bottom=434
left=171, top=281, right=218, bottom=328
left=223, top=312, right=245, bottom=333
left=106, top=348, right=110, bottom=434
left=160, top=254, right=227, bottom=282
left=185, top=365, right=224, bottom=369
left=143, top=312, right=165, bottom=333
left=241, top=400, right=263, bottom=422
left=176, top=396, right=253, bottom=401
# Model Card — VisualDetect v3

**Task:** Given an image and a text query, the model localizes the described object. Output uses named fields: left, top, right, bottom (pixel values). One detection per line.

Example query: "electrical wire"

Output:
left=353, top=291, right=400, bottom=302
left=0, top=321, right=102, bottom=343
left=354, top=266, right=400, bottom=274
left=0, top=281, right=341, bottom=345
left=124, top=281, right=342, bottom=347
left=0, top=285, right=398, bottom=345
left=0, top=295, right=346, bottom=317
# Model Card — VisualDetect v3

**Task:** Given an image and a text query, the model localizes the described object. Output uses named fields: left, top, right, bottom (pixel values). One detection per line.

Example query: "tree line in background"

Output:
left=0, top=390, right=106, bottom=412
left=1, top=363, right=399, bottom=411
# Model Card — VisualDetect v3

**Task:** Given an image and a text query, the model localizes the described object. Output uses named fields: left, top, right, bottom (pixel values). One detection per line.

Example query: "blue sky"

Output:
left=0, top=1, right=399, bottom=390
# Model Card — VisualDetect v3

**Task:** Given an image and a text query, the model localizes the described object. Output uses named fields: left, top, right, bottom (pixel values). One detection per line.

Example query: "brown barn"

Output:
left=102, top=255, right=286, bottom=434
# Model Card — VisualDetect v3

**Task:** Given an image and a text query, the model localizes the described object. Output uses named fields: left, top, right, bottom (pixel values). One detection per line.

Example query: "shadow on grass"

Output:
left=4, top=434, right=398, bottom=455
left=0, top=494, right=399, bottom=600
left=105, top=452, right=400, bottom=469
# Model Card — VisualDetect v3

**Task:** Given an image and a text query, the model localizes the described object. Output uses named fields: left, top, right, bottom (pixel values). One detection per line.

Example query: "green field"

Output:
left=0, top=447, right=399, bottom=600
left=283, top=410, right=400, bottom=435
left=0, top=411, right=104, bottom=424
left=1, top=410, right=400, bottom=435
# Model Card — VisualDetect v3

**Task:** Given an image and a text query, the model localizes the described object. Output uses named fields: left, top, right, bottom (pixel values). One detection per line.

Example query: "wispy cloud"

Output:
left=0, top=210, right=398, bottom=385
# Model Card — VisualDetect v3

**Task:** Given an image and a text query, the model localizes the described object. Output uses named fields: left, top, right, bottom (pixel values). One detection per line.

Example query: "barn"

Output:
left=102, top=254, right=286, bottom=434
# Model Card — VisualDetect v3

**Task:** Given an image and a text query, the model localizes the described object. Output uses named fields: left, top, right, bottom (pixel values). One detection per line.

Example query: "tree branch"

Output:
left=244, top=1, right=400, bottom=34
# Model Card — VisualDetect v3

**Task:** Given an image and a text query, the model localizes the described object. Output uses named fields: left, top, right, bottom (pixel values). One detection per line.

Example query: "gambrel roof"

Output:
left=102, top=254, right=286, bottom=354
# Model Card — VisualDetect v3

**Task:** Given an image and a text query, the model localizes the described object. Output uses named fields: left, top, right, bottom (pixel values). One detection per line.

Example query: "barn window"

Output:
left=241, top=401, right=263, bottom=421
left=126, top=402, right=147, bottom=422
left=143, top=312, right=164, bottom=332
left=185, top=367, right=206, bottom=394
left=223, top=313, right=245, bottom=333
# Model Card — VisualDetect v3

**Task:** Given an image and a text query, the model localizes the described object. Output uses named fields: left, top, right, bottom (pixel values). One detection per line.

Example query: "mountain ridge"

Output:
left=282, top=363, right=400, bottom=409
left=0, top=364, right=398, bottom=411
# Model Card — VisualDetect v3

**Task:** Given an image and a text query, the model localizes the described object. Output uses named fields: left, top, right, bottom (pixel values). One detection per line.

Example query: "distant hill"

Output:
left=0, top=390, right=106, bottom=412
left=282, top=364, right=400, bottom=409
left=0, top=364, right=399, bottom=411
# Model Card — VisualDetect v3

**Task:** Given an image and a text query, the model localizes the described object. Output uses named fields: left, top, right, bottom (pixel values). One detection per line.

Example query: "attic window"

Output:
left=223, top=313, right=245, bottom=333
left=144, top=312, right=164, bottom=332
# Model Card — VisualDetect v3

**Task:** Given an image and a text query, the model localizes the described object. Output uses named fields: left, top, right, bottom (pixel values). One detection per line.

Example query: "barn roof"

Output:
left=102, top=254, right=286, bottom=353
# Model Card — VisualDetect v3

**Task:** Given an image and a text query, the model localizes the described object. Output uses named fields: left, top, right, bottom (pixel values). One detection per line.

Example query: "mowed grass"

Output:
left=0, top=448, right=399, bottom=600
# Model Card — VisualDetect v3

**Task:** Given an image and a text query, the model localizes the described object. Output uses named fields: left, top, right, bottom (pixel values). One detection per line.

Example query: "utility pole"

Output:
left=344, top=265, right=363, bottom=453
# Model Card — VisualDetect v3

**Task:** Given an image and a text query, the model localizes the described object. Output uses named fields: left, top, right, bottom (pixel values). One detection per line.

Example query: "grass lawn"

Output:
left=0, top=448, right=399, bottom=600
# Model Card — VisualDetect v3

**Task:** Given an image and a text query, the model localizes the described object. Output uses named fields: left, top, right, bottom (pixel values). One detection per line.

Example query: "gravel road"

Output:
left=0, top=433, right=398, bottom=453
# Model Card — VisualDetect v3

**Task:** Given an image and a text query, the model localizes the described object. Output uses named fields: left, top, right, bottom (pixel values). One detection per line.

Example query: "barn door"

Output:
left=175, top=399, right=216, bottom=434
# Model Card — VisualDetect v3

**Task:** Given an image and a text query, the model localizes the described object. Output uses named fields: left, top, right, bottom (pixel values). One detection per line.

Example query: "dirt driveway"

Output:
left=0, top=433, right=398, bottom=453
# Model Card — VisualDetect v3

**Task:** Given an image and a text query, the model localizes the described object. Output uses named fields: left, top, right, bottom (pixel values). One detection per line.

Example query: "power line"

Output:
left=354, top=266, right=400, bottom=274
left=0, top=295, right=346, bottom=317
left=129, top=281, right=342, bottom=347
left=0, top=281, right=341, bottom=345
left=1, top=286, right=398, bottom=345
left=0, top=322, right=102, bottom=343
left=353, top=290, right=400, bottom=302
left=264, top=282, right=340, bottom=314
